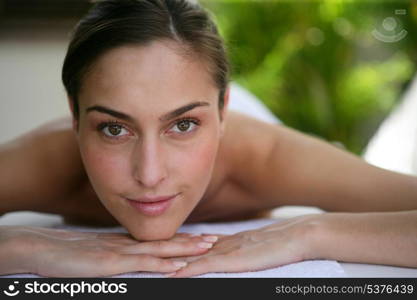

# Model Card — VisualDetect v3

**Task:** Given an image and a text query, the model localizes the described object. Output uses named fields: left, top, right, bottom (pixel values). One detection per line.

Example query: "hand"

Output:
left=168, top=216, right=317, bottom=278
left=0, top=226, right=218, bottom=277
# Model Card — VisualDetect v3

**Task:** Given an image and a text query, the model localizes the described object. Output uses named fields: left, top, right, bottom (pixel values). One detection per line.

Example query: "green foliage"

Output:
left=203, top=0, right=417, bottom=154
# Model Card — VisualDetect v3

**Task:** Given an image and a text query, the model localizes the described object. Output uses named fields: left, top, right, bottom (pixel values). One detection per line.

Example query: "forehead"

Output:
left=79, top=40, right=218, bottom=110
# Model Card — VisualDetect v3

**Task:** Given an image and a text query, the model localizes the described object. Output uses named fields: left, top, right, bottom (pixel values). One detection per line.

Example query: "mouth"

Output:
left=126, top=193, right=179, bottom=217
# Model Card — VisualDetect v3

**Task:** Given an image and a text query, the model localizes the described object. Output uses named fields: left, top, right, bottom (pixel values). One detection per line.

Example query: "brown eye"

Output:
left=101, top=123, right=128, bottom=137
left=177, top=120, right=191, bottom=132
left=169, top=118, right=200, bottom=135
left=108, top=124, right=122, bottom=135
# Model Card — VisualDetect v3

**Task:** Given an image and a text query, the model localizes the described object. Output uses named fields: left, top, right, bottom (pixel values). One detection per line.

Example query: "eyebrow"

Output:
left=86, top=101, right=210, bottom=122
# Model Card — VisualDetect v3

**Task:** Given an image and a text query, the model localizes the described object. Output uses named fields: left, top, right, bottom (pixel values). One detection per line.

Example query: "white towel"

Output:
left=229, top=83, right=281, bottom=125
left=2, top=218, right=346, bottom=278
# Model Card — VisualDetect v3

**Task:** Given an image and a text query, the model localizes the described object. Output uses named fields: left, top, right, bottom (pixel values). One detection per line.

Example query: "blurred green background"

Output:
left=202, top=0, right=417, bottom=155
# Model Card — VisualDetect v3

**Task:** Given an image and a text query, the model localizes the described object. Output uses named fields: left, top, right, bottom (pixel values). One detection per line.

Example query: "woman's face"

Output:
left=73, top=41, right=228, bottom=241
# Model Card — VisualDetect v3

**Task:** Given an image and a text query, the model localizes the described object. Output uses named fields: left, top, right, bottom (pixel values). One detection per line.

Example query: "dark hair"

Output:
left=62, top=0, right=230, bottom=120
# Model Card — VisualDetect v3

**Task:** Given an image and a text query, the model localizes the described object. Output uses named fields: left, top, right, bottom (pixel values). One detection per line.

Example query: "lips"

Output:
left=131, top=194, right=178, bottom=203
left=127, top=193, right=178, bottom=217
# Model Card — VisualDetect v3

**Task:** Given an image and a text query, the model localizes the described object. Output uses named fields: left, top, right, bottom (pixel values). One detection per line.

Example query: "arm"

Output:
left=0, top=225, right=214, bottom=276
left=235, top=113, right=417, bottom=267
left=168, top=113, right=417, bottom=277
left=228, top=112, right=417, bottom=212
left=310, top=210, right=417, bottom=268
left=169, top=210, right=417, bottom=278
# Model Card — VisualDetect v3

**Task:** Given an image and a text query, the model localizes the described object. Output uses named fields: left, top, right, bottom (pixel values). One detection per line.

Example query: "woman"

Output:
left=1, top=0, right=417, bottom=278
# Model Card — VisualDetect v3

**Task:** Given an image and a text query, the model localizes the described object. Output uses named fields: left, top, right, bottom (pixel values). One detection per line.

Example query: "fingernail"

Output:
left=202, top=236, right=218, bottom=243
left=165, top=272, right=177, bottom=277
left=198, top=242, right=213, bottom=249
left=173, top=261, right=187, bottom=268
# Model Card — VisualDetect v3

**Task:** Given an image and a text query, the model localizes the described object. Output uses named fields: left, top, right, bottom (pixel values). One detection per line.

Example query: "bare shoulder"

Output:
left=0, top=116, right=86, bottom=214
left=221, top=110, right=416, bottom=214
left=220, top=110, right=280, bottom=185
left=206, top=110, right=275, bottom=191
left=187, top=111, right=281, bottom=222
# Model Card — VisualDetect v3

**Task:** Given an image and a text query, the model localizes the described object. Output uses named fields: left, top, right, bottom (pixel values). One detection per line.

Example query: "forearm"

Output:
left=308, top=211, right=417, bottom=268
left=304, top=144, right=417, bottom=213
left=0, top=226, right=32, bottom=275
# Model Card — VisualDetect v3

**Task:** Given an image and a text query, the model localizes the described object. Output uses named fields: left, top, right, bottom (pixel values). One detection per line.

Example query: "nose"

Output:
left=132, top=138, right=167, bottom=188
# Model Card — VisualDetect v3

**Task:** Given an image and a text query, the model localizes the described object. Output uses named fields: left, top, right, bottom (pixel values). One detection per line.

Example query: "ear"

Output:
left=219, top=86, right=230, bottom=137
left=67, top=96, right=79, bottom=132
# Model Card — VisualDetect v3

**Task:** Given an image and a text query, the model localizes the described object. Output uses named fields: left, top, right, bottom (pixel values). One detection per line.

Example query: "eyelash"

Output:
left=172, top=117, right=201, bottom=133
left=96, top=116, right=201, bottom=140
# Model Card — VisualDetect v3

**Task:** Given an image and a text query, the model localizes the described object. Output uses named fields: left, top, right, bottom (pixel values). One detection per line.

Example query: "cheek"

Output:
left=79, top=141, right=131, bottom=196
left=171, top=134, right=219, bottom=183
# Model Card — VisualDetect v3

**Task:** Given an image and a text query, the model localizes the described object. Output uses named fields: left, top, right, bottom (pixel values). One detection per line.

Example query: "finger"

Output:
left=69, top=235, right=139, bottom=247
left=38, top=250, right=189, bottom=277
left=93, top=253, right=189, bottom=276
left=118, top=254, right=189, bottom=274
left=98, top=237, right=141, bottom=246
left=42, top=229, right=133, bottom=241
left=116, top=240, right=214, bottom=257
left=169, top=252, right=282, bottom=278
left=171, top=234, right=219, bottom=244
left=177, top=243, right=226, bottom=263
left=95, top=232, right=134, bottom=240
left=174, top=232, right=200, bottom=238
left=169, top=233, right=202, bottom=242
left=179, top=255, right=203, bottom=263
left=167, top=255, right=230, bottom=278
left=102, top=239, right=141, bottom=247
left=201, top=233, right=228, bottom=238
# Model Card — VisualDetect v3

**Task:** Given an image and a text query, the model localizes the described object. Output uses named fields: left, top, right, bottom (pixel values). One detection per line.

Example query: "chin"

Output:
left=126, top=221, right=180, bottom=241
